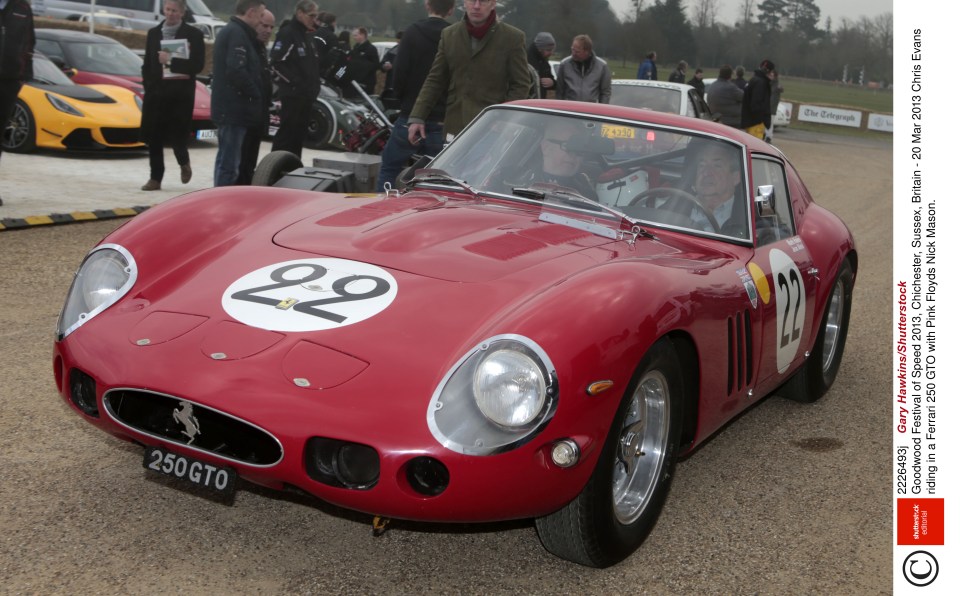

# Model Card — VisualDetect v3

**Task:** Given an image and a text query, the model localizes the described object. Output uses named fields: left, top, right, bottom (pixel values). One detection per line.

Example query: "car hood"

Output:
left=273, top=192, right=617, bottom=283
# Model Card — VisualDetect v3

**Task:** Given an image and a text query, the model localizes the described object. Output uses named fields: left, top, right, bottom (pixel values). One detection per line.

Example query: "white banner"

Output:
left=797, top=104, right=863, bottom=127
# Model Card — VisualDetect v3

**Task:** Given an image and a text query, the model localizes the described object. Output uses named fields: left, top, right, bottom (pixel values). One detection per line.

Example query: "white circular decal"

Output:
left=770, top=249, right=806, bottom=374
left=222, top=258, right=398, bottom=332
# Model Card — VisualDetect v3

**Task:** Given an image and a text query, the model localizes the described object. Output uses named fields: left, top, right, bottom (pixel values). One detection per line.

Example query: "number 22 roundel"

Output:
left=769, top=249, right=806, bottom=374
left=222, top=258, right=398, bottom=332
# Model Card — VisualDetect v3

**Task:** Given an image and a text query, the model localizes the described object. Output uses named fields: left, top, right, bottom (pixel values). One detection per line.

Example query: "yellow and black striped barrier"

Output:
left=0, top=207, right=150, bottom=232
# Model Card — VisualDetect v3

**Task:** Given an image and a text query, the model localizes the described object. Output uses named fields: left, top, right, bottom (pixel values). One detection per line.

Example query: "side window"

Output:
left=751, top=157, right=795, bottom=245
left=35, top=40, right=64, bottom=63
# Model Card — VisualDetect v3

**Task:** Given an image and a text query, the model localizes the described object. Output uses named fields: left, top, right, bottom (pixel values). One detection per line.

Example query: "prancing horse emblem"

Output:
left=172, top=401, right=201, bottom=444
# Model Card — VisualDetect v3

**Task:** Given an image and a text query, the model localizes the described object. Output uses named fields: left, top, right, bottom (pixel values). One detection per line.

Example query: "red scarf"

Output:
left=465, top=10, right=497, bottom=40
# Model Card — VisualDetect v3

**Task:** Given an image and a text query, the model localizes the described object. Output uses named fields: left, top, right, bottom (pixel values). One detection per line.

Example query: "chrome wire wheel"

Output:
left=612, top=369, right=670, bottom=525
left=821, top=277, right=845, bottom=372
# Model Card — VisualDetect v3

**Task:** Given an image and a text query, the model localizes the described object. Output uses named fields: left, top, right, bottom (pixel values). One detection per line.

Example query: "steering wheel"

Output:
left=626, top=187, right=720, bottom=233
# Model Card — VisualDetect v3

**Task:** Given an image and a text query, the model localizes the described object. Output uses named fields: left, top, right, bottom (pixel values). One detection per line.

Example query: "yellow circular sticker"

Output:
left=748, top=263, right=771, bottom=304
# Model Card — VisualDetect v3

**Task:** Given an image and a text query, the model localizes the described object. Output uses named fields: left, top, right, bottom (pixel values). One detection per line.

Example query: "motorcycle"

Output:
left=268, top=80, right=394, bottom=154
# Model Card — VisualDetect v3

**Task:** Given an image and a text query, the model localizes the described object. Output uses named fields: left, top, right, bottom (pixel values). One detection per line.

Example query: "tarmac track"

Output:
left=0, top=130, right=892, bottom=594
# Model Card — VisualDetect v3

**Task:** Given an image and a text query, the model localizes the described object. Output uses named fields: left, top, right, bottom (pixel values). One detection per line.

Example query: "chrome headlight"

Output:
left=428, top=335, right=557, bottom=455
left=46, top=93, right=84, bottom=117
left=474, top=349, right=546, bottom=427
left=57, top=244, right=137, bottom=340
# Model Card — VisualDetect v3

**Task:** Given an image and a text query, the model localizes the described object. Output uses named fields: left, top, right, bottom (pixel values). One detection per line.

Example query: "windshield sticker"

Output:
left=770, top=249, right=806, bottom=373
left=736, top=267, right=759, bottom=309
left=600, top=124, right=636, bottom=139
left=222, top=258, right=398, bottom=332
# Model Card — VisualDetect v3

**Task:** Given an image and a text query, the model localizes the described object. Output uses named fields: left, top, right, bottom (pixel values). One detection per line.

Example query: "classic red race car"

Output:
left=53, top=100, right=856, bottom=567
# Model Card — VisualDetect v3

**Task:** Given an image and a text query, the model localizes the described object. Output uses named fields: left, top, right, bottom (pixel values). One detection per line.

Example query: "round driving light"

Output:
left=551, top=439, right=581, bottom=468
left=334, top=443, right=380, bottom=488
left=406, top=456, right=450, bottom=496
left=473, top=349, right=546, bottom=427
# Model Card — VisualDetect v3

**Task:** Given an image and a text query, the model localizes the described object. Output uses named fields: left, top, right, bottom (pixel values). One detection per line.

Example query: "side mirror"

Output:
left=754, top=184, right=777, bottom=217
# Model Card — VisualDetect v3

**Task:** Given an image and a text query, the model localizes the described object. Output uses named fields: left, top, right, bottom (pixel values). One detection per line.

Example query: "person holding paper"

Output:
left=140, top=0, right=205, bottom=191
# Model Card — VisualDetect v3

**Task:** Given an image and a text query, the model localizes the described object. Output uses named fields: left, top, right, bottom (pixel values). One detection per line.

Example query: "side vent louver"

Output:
left=726, top=310, right=754, bottom=395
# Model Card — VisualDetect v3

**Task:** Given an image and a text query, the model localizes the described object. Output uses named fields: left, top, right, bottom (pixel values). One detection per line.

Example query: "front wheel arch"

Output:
left=535, top=338, right=684, bottom=567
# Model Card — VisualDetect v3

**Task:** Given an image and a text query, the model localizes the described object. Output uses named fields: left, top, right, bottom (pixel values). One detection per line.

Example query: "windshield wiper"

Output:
left=512, top=183, right=654, bottom=239
left=407, top=168, right=479, bottom=198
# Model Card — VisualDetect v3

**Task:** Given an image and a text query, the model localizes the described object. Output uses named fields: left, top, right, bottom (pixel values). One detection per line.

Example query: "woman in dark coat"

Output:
left=140, top=0, right=205, bottom=190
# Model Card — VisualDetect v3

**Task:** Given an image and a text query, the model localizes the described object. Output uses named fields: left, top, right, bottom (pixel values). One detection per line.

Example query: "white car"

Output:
left=703, top=78, right=791, bottom=127
left=609, top=79, right=713, bottom=121
left=373, top=41, right=397, bottom=62
left=71, top=11, right=134, bottom=30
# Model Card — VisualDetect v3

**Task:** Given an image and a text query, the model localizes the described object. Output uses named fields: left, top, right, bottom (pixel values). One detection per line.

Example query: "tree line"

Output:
left=204, top=0, right=892, bottom=85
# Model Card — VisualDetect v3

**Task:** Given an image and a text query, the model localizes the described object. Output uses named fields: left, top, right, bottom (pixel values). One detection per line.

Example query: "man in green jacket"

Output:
left=407, top=0, right=529, bottom=145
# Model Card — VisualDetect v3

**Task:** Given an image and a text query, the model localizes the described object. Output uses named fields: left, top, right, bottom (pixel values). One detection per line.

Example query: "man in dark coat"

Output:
left=236, top=8, right=275, bottom=185
left=0, top=0, right=34, bottom=206
left=345, top=27, right=379, bottom=97
left=211, top=0, right=266, bottom=186
left=140, top=0, right=205, bottom=191
left=374, top=0, right=454, bottom=191
left=313, top=12, right=339, bottom=81
left=526, top=31, right=556, bottom=99
left=270, top=0, right=321, bottom=158
left=741, top=59, right=775, bottom=140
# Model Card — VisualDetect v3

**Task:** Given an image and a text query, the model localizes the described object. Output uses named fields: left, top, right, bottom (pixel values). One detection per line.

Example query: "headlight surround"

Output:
left=428, top=335, right=557, bottom=456
left=57, top=244, right=137, bottom=340
left=46, top=93, right=84, bottom=117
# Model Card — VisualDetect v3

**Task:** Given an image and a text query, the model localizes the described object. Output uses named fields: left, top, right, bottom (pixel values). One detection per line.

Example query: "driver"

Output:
left=689, top=142, right=746, bottom=237
left=516, top=119, right=599, bottom=200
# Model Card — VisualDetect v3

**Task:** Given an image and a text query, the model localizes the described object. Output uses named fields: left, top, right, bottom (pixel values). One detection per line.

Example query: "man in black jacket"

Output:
left=741, top=59, right=775, bottom=140
left=345, top=27, right=379, bottom=97
left=270, top=0, right=321, bottom=158
left=236, top=8, right=275, bottom=185
left=140, top=0, right=206, bottom=191
left=0, top=0, right=34, bottom=206
left=374, top=0, right=454, bottom=191
left=526, top=32, right=556, bottom=99
left=211, top=0, right=266, bottom=186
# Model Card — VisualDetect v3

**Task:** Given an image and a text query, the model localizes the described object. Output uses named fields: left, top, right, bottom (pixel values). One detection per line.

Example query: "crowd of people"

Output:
left=0, top=0, right=789, bottom=203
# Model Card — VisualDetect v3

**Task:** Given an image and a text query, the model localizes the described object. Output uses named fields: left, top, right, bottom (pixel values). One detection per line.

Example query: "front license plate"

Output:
left=143, top=446, right=237, bottom=496
left=195, top=129, right=217, bottom=140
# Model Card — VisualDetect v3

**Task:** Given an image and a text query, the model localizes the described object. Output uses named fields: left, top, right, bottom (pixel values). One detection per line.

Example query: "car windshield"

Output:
left=62, top=40, right=142, bottom=77
left=424, top=107, right=751, bottom=242
left=32, top=54, right=74, bottom=85
left=186, top=0, right=215, bottom=17
left=609, top=85, right=681, bottom=115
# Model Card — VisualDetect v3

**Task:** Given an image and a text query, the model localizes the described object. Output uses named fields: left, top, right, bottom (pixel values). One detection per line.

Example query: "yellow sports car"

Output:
left=2, top=53, right=143, bottom=153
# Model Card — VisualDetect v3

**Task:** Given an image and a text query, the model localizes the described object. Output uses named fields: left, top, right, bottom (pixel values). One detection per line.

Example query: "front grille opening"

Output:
left=305, top=437, right=379, bottom=490
left=69, top=368, right=99, bottom=417
left=103, top=390, right=282, bottom=466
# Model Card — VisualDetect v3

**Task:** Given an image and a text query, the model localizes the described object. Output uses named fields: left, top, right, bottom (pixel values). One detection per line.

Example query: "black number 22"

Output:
left=777, top=268, right=802, bottom=348
left=232, top=263, right=390, bottom=323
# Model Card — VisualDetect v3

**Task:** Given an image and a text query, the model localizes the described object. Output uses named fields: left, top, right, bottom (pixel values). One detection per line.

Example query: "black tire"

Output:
left=304, top=102, right=335, bottom=150
left=780, top=258, right=854, bottom=403
left=535, top=339, right=683, bottom=568
left=251, top=151, right=303, bottom=187
left=2, top=99, right=37, bottom=153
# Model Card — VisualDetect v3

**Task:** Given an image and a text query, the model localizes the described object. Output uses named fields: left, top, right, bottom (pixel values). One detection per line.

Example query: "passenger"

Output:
left=515, top=119, right=599, bottom=200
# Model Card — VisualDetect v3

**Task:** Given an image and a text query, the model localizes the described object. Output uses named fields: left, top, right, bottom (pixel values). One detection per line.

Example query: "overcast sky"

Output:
left=606, top=0, right=893, bottom=26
